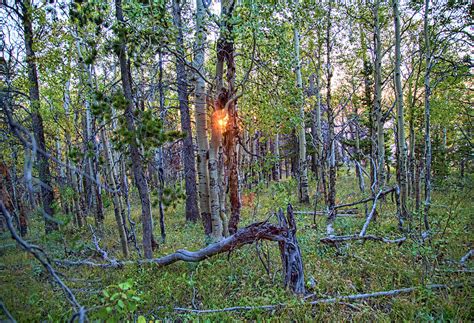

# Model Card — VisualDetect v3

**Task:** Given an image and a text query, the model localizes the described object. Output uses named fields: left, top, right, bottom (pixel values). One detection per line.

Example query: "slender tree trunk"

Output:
left=393, top=0, right=409, bottom=229
left=115, top=0, right=154, bottom=258
left=209, top=111, right=224, bottom=241
left=193, top=1, right=211, bottom=236
left=173, top=0, right=199, bottom=222
left=293, top=0, right=309, bottom=203
left=101, top=128, right=129, bottom=257
left=373, top=0, right=385, bottom=190
left=423, top=0, right=431, bottom=232
left=21, top=0, right=57, bottom=234
left=156, top=50, right=167, bottom=243
left=325, top=2, right=337, bottom=235
left=274, top=133, right=281, bottom=181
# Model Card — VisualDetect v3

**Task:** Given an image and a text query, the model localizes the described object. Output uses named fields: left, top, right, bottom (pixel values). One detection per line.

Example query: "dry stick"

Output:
left=294, top=211, right=357, bottom=217
left=89, top=224, right=119, bottom=266
left=333, top=187, right=396, bottom=210
left=460, top=249, right=473, bottom=266
left=359, top=189, right=384, bottom=237
left=320, top=234, right=406, bottom=246
left=170, top=283, right=466, bottom=314
left=0, top=201, right=86, bottom=322
left=0, top=299, right=16, bottom=322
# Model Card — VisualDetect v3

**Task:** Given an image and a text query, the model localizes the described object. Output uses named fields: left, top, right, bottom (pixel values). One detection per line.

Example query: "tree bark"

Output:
left=193, top=0, right=212, bottom=235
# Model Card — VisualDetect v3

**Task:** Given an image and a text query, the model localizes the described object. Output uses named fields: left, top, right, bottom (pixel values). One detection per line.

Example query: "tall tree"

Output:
left=172, top=0, right=199, bottom=222
left=293, top=0, right=310, bottom=204
left=193, top=0, right=212, bottom=235
left=21, top=0, right=57, bottom=234
left=325, top=0, right=337, bottom=235
left=393, top=0, right=409, bottom=229
left=373, top=0, right=385, bottom=190
left=114, top=0, right=154, bottom=258
left=219, top=0, right=240, bottom=235
left=422, top=0, right=431, bottom=231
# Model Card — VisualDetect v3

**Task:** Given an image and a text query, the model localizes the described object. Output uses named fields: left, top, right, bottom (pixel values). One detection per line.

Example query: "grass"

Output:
left=1, top=170, right=473, bottom=321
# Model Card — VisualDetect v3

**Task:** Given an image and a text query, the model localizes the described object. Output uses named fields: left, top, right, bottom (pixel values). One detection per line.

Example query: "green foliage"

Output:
left=95, top=279, right=143, bottom=321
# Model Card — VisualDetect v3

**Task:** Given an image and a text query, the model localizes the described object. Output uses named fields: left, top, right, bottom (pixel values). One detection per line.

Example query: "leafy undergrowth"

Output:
left=1, top=172, right=473, bottom=321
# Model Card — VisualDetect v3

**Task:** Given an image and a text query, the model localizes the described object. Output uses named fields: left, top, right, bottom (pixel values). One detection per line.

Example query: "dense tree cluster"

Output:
left=0, top=0, right=471, bottom=320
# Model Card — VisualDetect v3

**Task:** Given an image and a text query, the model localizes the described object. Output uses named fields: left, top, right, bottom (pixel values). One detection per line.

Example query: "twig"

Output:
left=89, top=225, right=119, bottom=266
left=0, top=299, right=16, bottom=322
left=294, top=211, right=357, bottom=217
left=359, top=189, right=384, bottom=237
left=333, top=187, right=396, bottom=210
left=460, top=249, right=473, bottom=266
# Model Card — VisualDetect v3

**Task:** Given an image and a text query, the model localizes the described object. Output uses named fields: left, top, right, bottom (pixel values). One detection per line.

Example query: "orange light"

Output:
left=217, top=113, right=228, bottom=129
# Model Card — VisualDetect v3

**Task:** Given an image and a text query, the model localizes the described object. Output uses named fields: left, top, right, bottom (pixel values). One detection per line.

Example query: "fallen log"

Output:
left=56, top=204, right=306, bottom=295
left=320, top=234, right=406, bottom=246
left=56, top=222, right=286, bottom=268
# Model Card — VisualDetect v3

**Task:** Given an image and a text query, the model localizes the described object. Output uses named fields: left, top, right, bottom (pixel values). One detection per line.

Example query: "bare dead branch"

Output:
left=56, top=221, right=288, bottom=268
left=0, top=201, right=86, bottom=322
left=334, top=187, right=396, bottom=210
left=0, top=299, right=16, bottom=322
left=460, top=249, right=473, bottom=266
left=320, top=234, right=406, bottom=246
left=169, top=283, right=466, bottom=314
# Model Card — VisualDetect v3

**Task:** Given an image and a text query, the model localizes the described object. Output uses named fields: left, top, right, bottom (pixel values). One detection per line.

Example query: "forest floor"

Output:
left=1, top=170, right=473, bottom=321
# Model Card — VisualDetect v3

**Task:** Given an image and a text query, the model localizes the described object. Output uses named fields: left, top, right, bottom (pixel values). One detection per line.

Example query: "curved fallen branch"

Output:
left=56, top=221, right=286, bottom=268
left=168, top=283, right=467, bottom=314
left=57, top=205, right=306, bottom=295
left=320, top=234, right=406, bottom=246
